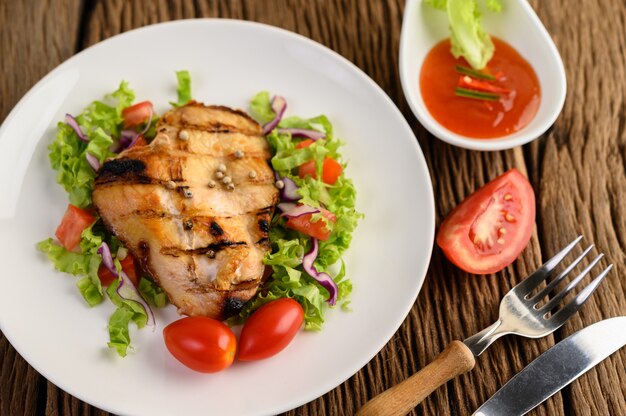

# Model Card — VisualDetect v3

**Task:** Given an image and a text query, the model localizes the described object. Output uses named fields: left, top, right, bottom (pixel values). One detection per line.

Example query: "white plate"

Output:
left=0, top=19, right=434, bottom=416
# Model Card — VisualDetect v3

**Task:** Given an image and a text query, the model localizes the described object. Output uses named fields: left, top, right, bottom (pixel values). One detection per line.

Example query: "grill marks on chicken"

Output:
left=93, top=103, right=279, bottom=319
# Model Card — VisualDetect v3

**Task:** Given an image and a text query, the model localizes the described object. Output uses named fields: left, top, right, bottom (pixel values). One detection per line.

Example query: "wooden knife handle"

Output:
left=356, top=341, right=476, bottom=416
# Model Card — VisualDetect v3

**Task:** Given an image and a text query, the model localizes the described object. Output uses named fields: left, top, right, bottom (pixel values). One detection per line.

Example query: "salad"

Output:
left=37, top=72, right=361, bottom=361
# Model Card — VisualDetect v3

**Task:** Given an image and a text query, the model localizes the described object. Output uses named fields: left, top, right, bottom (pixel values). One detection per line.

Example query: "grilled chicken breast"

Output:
left=93, top=102, right=279, bottom=320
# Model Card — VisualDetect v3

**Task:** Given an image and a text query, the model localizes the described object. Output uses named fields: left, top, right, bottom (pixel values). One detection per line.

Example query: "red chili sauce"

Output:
left=420, top=37, right=541, bottom=139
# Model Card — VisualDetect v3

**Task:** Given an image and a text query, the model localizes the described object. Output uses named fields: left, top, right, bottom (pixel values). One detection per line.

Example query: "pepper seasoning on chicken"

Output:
left=93, top=102, right=279, bottom=320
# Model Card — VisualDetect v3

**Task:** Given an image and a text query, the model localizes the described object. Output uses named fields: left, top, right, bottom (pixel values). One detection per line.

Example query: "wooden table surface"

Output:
left=1, top=1, right=625, bottom=415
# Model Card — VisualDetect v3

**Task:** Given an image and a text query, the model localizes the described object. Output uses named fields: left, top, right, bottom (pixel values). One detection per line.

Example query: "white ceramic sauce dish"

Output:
left=399, top=0, right=566, bottom=151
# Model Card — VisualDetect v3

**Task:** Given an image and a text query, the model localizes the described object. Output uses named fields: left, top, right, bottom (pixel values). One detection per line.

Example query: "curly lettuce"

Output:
left=249, top=91, right=276, bottom=124
left=170, top=70, right=192, bottom=107
left=238, top=92, right=362, bottom=330
left=48, top=82, right=134, bottom=207
left=106, top=276, right=148, bottom=357
left=426, top=0, right=502, bottom=70
left=138, top=277, right=169, bottom=308
left=37, top=221, right=106, bottom=306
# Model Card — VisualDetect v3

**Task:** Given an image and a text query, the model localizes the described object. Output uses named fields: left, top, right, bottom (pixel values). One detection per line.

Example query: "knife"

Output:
left=473, top=316, right=626, bottom=416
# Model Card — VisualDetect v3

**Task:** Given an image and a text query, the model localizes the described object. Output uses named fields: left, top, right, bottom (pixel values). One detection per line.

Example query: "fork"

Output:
left=356, top=236, right=613, bottom=416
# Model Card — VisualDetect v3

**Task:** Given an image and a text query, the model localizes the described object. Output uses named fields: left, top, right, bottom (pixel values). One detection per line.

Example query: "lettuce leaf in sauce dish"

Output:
left=426, top=0, right=502, bottom=69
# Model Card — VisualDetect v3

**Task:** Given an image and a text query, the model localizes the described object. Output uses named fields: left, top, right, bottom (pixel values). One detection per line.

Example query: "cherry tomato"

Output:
left=238, top=298, right=304, bottom=361
left=55, top=204, right=96, bottom=252
left=298, top=158, right=343, bottom=185
left=163, top=317, right=236, bottom=373
left=285, top=207, right=336, bottom=241
left=98, top=255, right=140, bottom=287
left=122, top=101, right=153, bottom=128
left=436, top=169, right=535, bottom=274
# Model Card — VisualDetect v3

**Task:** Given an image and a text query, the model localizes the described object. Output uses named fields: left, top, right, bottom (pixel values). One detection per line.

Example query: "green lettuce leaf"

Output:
left=425, top=0, right=503, bottom=13
left=447, top=0, right=494, bottom=69
left=77, top=275, right=104, bottom=307
left=38, top=238, right=93, bottom=276
left=107, top=307, right=136, bottom=357
left=424, top=0, right=447, bottom=10
left=235, top=94, right=362, bottom=330
left=76, top=81, right=135, bottom=134
left=48, top=81, right=134, bottom=207
left=249, top=91, right=275, bottom=124
left=37, top=221, right=107, bottom=306
left=292, top=284, right=325, bottom=331
left=279, top=114, right=334, bottom=137
left=486, top=0, right=502, bottom=12
left=171, top=70, right=192, bottom=107
left=138, top=277, right=169, bottom=308
left=425, top=0, right=502, bottom=70
left=106, top=280, right=149, bottom=357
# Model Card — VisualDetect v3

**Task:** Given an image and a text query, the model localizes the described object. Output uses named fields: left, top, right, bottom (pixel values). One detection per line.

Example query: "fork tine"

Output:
left=528, top=245, right=594, bottom=302
left=515, top=235, right=583, bottom=295
left=539, top=254, right=604, bottom=313
left=548, top=264, right=612, bottom=327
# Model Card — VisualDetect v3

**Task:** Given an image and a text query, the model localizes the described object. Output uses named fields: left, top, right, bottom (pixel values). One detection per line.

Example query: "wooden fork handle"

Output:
left=356, top=341, right=476, bottom=416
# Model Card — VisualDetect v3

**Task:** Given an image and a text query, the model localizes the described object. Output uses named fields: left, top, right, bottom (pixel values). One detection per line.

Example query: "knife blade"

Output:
left=473, top=316, right=626, bottom=416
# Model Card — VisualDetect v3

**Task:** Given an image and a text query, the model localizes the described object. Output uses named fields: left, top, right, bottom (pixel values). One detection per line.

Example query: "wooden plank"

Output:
left=527, top=0, right=626, bottom=414
left=0, top=1, right=83, bottom=415
left=0, top=0, right=84, bottom=120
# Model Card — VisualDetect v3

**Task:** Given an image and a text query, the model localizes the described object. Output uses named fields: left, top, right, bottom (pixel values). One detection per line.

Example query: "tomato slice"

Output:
left=285, top=207, right=336, bottom=241
left=122, top=101, right=153, bottom=128
left=436, top=169, right=535, bottom=274
left=238, top=298, right=304, bottom=361
left=298, top=158, right=343, bottom=185
left=163, top=317, right=236, bottom=373
left=55, top=204, right=96, bottom=252
left=295, top=140, right=343, bottom=184
left=98, top=255, right=140, bottom=287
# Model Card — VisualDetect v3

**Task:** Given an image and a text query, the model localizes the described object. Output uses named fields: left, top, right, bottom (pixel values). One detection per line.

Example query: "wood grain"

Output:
left=357, top=341, right=476, bottom=416
left=1, top=0, right=624, bottom=415
left=530, top=1, right=626, bottom=415
left=0, top=1, right=83, bottom=416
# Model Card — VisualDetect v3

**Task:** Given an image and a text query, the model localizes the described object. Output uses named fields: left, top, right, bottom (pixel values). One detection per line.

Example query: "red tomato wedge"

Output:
left=298, top=158, right=343, bottom=185
left=163, top=317, right=236, bottom=373
left=98, top=255, right=140, bottom=287
left=55, top=204, right=96, bottom=252
left=436, top=169, right=535, bottom=274
left=122, top=101, right=153, bottom=128
left=238, top=298, right=304, bottom=361
left=295, top=139, right=343, bottom=184
left=285, top=207, right=336, bottom=241
left=296, top=139, right=315, bottom=149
